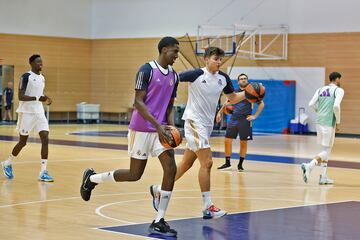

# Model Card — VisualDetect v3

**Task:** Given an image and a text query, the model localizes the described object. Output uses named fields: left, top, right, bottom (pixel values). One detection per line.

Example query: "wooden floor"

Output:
left=0, top=124, right=360, bottom=239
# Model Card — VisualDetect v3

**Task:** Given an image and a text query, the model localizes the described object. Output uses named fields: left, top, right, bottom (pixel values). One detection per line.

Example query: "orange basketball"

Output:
left=222, top=102, right=234, bottom=115
left=159, top=126, right=182, bottom=148
left=245, top=82, right=265, bottom=103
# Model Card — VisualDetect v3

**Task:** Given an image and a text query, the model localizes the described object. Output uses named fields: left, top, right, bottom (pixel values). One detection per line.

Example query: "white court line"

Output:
left=10, top=156, right=126, bottom=165
left=0, top=188, right=226, bottom=209
left=0, top=186, right=358, bottom=209
left=95, top=196, right=321, bottom=225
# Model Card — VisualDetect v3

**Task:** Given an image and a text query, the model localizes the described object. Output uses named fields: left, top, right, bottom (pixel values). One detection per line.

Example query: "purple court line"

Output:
left=68, top=130, right=271, bottom=137
left=1, top=135, right=360, bottom=170
left=98, top=201, right=360, bottom=240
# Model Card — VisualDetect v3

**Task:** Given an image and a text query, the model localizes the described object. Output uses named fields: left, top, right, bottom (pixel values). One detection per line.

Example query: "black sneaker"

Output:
left=217, top=163, right=231, bottom=170
left=80, top=168, right=98, bottom=201
left=148, top=218, right=177, bottom=237
left=237, top=165, right=244, bottom=172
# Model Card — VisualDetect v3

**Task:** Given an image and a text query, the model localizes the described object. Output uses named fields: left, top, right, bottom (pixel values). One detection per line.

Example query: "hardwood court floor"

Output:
left=0, top=124, right=359, bottom=239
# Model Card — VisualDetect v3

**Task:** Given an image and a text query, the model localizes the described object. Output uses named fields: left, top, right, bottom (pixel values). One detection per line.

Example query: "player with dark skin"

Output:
left=80, top=37, right=180, bottom=237
left=12, top=56, right=52, bottom=161
left=113, top=44, right=179, bottom=192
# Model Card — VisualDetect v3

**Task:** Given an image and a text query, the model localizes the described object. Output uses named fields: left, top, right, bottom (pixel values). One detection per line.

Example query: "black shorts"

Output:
left=225, top=118, right=253, bottom=140
left=5, top=105, right=12, bottom=110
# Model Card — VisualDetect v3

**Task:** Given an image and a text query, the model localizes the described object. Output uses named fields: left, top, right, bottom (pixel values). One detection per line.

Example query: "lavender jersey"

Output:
left=129, top=60, right=178, bottom=132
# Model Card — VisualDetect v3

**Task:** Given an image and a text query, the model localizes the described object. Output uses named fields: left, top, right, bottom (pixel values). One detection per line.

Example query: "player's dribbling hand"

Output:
left=336, top=123, right=340, bottom=132
left=39, top=95, right=48, bottom=102
left=157, top=125, right=172, bottom=143
left=45, top=97, right=52, bottom=105
left=216, top=114, right=222, bottom=123
left=246, top=115, right=256, bottom=121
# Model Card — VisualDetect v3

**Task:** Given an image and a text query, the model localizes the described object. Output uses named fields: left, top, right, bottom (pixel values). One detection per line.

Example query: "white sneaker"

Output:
left=203, top=205, right=227, bottom=219
left=301, top=163, right=311, bottom=183
left=319, top=175, right=334, bottom=185
left=150, top=184, right=160, bottom=211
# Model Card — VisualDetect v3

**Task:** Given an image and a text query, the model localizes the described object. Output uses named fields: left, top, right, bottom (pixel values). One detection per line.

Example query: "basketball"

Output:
left=223, top=102, right=234, bottom=115
left=245, top=82, right=265, bottom=103
left=159, top=126, right=182, bottom=148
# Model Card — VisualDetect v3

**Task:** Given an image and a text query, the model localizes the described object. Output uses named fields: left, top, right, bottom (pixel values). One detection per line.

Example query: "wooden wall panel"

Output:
left=1, top=32, right=359, bottom=133
left=224, top=33, right=360, bottom=134
left=0, top=34, right=92, bottom=113
left=91, top=33, right=360, bottom=133
left=91, top=38, right=165, bottom=112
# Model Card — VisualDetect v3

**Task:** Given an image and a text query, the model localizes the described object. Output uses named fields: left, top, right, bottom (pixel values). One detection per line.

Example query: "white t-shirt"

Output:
left=180, top=67, right=234, bottom=126
left=16, top=71, right=45, bottom=114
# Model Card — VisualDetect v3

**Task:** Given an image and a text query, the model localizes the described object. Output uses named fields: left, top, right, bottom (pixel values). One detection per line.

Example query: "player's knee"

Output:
left=205, top=159, right=213, bottom=169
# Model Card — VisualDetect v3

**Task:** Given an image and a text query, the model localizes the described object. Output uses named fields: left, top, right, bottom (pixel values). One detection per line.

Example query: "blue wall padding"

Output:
left=230, top=79, right=296, bottom=133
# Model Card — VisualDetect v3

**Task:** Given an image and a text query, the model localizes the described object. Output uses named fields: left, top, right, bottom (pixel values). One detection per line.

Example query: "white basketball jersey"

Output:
left=16, top=71, right=45, bottom=114
left=180, top=67, right=234, bottom=126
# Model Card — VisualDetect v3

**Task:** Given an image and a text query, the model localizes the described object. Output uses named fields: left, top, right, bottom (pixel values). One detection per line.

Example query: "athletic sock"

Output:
left=90, top=171, right=116, bottom=183
left=321, top=162, right=328, bottom=177
left=155, top=190, right=172, bottom=222
left=202, top=191, right=213, bottom=209
left=3, top=154, right=15, bottom=166
left=41, top=159, right=48, bottom=172
left=238, top=157, right=245, bottom=167
left=225, top=157, right=230, bottom=165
